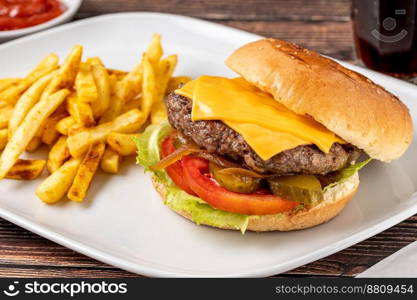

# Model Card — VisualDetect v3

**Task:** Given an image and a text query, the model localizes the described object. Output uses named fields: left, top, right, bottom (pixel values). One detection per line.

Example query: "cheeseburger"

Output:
left=136, top=38, right=412, bottom=232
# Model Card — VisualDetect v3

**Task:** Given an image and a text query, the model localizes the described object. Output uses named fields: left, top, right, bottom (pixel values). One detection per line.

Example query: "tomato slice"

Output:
left=181, top=155, right=299, bottom=215
left=161, top=135, right=196, bottom=196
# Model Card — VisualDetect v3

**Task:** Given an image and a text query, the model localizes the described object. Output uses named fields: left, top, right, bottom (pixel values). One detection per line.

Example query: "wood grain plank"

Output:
left=0, top=266, right=139, bottom=278
left=76, top=0, right=351, bottom=21
left=221, top=21, right=355, bottom=61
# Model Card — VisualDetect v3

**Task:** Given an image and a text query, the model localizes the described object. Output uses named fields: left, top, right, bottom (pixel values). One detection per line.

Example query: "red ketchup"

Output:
left=0, top=0, right=64, bottom=31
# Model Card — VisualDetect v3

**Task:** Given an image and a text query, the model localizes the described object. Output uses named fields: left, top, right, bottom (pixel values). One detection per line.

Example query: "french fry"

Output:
left=75, top=62, right=98, bottom=104
left=119, top=61, right=143, bottom=102
left=0, top=78, right=19, bottom=93
left=151, top=55, right=178, bottom=124
left=68, top=123, right=85, bottom=136
left=101, top=147, right=121, bottom=174
left=156, top=55, right=178, bottom=98
left=67, top=109, right=145, bottom=157
left=87, top=57, right=111, bottom=118
left=141, top=55, right=156, bottom=120
left=0, top=106, right=13, bottom=129
left=55, top=116, right=76, bottom=135
left=67, top=93, right=95, bottom=127
left=101, top=62, right=143, bottom=123
left=147, top=33, right=163, bottom=66
left=0, top=129, right=7, bottom=150
left=26, top=136, right=43, bottom=152
left=40, top=45, right=82, bottom=102
left=5, top=159, right=46, bottom=180
left=165, top=76, right=192, bottom=95
left=107, top=132, right=139, bottom=156
left=41, top=111, right=67, bottom=145
left=0, top=89, right=70, bottom=179
left=23, top=54, right=59, bottom=87
left=123, top=96, right=141, bottom=113
left=36, top=157, right=82, bottom=204
left=47, top=136, right=70, bottom=173
left=67, top=142, right=105, bottom=202
left=8, top=71, right=56, bottom=138
left=107, top=69, right=127, bottom=80
left=150, top=101, right=167, bottom=125
left=108, top=73, right=119, bottom=92
left=0, top=54, right=58, bottom=107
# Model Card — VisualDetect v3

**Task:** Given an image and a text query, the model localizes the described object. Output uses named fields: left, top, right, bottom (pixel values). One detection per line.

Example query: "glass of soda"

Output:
left=351, top=0, right=417, bottom=79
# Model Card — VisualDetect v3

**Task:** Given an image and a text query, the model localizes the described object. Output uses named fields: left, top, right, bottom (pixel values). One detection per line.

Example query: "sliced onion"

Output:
left=150, top=144, right=203, bottom=171
left=217, top=167, right=268, bottom=178
left=194, top=152, right=241, bottom=168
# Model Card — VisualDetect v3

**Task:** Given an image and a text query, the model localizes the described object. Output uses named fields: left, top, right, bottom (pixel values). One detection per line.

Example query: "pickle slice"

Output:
left=267, top=175, right=324, bottom=204
left=209, top=162, right=261, bottom=193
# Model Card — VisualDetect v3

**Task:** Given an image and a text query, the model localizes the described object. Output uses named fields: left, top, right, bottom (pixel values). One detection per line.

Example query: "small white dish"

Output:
left=0, top=0, right=83, bottom=42
left=1, top=13, right=417, bottom=277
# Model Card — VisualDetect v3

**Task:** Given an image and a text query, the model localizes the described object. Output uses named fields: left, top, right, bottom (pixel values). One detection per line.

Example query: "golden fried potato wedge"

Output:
left=141, top=55, right=156, bottom=120
left=25, top=136, right=43, bottom=152
left=150, top=101, right=167, bottom=125
left=75, top=62, right=98, bottom=104
left=101, top=147, right=121, bottom=174
left=0, top=54, right=58, bottom=107
left=147, top=33, right=163, bottom=67
left=101, top=62, right=143, bottom=123
left=8, top=71, right=56, bottom=138
left=107, top=132, right=139, bottom=156
left=55, top=116, right=76, bottom=136
left=24, top=54, right=59, bottom=87
left=41, top=111, right=67, bottom=145
left=47, top=136, right=70, bottom=173
left=107, top=69, right=127, bottom=80
left=87, top=57, right=111, bottom=118
left=151, top=55, right=178, bottom=124
left=123, top=96, right=141, bottom=113
left=67, top=93, right=95, bottom=127
left=36, top=157, right=82, bottom=204
left=0, top=78, right=20, bottom=93
left=67, top=109, right=145, bottom=157
left=67, top=142, right=105, bottom=202
left=41, top=45, right=82, bottom=102
left=0, top=106, right=13, bottom=129
left=0, top=129, right=7, bottom=150
left=0, top=89, right=70, bottom=179
left=5, top=159, right=46, bottom=180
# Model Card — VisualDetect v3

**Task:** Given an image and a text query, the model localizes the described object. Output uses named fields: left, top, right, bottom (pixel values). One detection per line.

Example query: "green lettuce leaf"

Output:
left=165, top=186, right=249, bottom=233
left=134, top=121, right=173, bottom=185
left=323, top=158, right=372, bottom=192
left=134, top=121, right=250, bottom=233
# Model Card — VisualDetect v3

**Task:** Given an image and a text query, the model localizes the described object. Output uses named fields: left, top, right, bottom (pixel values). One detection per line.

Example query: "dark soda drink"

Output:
left=351, top=0, right=417, bottom=76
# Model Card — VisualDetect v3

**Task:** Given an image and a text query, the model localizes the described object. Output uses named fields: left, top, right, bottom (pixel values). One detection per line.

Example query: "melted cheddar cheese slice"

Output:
left=175, top=76, right=344, bottom=160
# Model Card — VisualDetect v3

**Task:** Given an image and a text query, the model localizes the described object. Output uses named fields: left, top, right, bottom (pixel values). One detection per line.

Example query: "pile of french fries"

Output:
left=0, top=34, right=191, bottom=204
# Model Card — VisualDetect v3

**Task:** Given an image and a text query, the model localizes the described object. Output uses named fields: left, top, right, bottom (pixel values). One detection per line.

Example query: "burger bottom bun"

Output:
left=152, top=172, right=359, bottom=232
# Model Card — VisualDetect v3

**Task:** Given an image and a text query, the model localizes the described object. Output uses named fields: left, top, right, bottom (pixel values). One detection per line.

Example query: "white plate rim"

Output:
left=1, top=12, right=417, bottom=278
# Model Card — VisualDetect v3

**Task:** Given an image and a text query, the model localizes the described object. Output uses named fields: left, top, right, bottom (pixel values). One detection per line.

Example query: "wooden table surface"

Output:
left=1, top=0, right=416, bottom=278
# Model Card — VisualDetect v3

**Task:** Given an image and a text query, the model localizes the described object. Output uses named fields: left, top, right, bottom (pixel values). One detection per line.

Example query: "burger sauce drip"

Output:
left=0, top=0, right=64, bottom=31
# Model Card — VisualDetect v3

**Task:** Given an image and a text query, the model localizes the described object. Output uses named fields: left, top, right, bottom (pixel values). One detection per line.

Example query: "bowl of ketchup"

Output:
left=0, top=0, right=82, bottom=41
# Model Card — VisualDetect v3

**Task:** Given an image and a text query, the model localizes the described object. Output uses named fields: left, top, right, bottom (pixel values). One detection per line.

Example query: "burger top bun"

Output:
left=225, top=38, right=413, bottom=162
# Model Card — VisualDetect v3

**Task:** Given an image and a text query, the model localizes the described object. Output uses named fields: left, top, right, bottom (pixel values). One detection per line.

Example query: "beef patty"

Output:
left=165, top=92, right=361, bottom=175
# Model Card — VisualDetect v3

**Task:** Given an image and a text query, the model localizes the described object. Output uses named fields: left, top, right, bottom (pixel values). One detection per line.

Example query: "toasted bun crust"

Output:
left=225, top=38, right=413, bottom=162
left=152, top=172, right=359, bottom=232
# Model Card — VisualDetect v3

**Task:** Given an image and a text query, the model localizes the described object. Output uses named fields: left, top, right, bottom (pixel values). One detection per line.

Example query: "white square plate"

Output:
left=1, top=13, right=417, bottom=277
